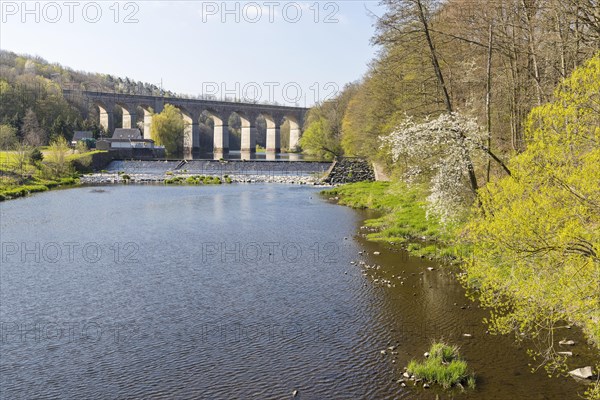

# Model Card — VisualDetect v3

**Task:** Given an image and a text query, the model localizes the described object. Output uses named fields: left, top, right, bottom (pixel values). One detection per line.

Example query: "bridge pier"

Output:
left=143, top=111, right=153, bottom=139
left=266, top=125, right=280, bottom=153
left=183, top=122, right=199, bottom=158
left=241, top=126, right=257, bottom=153
left=99, top=109, right=114, bottom=136
left=289, top=125, right=301, bottom=152
left=183, top=117, right=200, bottom=153
left=213, top=123, right=229, bottom=154
left=122, top=109, right=136, bottom=129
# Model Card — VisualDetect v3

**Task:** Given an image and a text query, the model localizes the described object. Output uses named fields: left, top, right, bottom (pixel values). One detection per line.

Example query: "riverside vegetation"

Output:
left=406, top=342, right=476, bottom=391
left=322, top=53, right=600, bottom=399
left=312, top=0, right=600, bottom=396
left=0, top=137, right=103, bottom=201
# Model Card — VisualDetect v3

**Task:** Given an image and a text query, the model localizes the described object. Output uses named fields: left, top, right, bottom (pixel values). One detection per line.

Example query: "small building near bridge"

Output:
left=71, top=131, right=93, bottom=147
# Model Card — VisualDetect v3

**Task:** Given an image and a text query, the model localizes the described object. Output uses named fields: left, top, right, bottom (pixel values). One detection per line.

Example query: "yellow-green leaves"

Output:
left=464, top=54, right=600, bottom=362
left=150, top=104, right=185, bottom=156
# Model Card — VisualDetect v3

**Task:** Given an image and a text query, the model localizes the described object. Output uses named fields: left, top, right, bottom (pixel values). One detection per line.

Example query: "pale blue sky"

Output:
left=1, top=1, right=385, bottom=106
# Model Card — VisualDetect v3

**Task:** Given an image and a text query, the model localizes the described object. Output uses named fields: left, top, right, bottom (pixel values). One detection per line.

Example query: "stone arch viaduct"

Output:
left=63, top=89, right=309, bottom=155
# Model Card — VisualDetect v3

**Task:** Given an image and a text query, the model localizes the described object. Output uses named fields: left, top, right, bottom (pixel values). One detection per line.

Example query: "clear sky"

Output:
left=0, top=1, right=385, bottom=106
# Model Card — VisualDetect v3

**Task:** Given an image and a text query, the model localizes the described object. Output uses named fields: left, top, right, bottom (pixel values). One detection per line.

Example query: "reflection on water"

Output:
left=0, top=185, right=595, bottom=399
left=192, top=151, right=311, bottom=161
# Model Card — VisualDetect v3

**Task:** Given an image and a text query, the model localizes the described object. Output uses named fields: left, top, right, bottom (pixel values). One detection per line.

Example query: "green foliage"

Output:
left=322, top=181, right=465, bottom=260
left=300, top=116, right=339, bottom=160
left=75, top=140, right=89, bottom=154
left=164, top=175, right=228, bottom=185
left=46, top=136, right=72, bottom=177
left=150, top=104, right=184, bottom=156
left=29, top=148, right=44, bottom=164
left=0, top=124, right=18, bottom=149
left=407, top=342, right=474, bottom=390
left=300, top=85, right=357, bottom=159
left=585, top=380, right=600, bottom=400
left=0, top=176, right=78, bottom=201
left=463, top=53, right=600, bottom=366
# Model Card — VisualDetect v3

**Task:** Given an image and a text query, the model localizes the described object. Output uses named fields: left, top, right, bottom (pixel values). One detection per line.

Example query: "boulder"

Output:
left=559, top=339, right=575, bottom=346
left=569, top=366, right=594, bottom=380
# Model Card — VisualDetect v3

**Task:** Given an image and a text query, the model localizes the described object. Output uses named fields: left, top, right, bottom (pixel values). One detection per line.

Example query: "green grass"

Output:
left=322, top=181, right=467, bottom=261
left=0, top=177, right=78, bottom=201
left=164, top=175, right=228, bottom=185
left=407, top=342, right=475, bottom=390
left=64, top=150, right=106, bottom=162
left=0, top=150, right=81, bottom=201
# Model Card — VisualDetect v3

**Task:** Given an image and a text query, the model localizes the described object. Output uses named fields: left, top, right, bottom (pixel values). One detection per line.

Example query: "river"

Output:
left=0, top=185, right=594, bottom=399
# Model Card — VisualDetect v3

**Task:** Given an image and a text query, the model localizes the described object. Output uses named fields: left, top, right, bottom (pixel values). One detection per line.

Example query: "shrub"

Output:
left=29, top=148, right=44, bottom=164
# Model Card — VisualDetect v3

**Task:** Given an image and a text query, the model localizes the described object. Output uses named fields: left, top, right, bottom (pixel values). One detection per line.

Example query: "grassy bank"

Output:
left=0, top=177, right=79, bottom=201
left=322, top=181, right=465, bottom=261
left=0, top=149, right=92, bottom=201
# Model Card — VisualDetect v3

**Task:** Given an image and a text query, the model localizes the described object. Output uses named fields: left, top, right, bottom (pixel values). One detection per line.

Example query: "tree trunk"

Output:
left=486, top=23, right=494, bottom=182
left=415, top=0, right=453, bottom=113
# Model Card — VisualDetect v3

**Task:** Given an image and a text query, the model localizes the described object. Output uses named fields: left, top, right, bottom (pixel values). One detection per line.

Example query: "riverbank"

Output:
left=322, top=181, right=465, bottom=261
left=0, top=177, right=79, bottom=201
left=0, top=149, right=108, bottom=201
left=325, top=180, right=600, bottom=399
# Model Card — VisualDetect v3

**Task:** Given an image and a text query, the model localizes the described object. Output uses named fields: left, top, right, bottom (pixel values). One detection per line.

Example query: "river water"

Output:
left=0, top=185, right=595, bottom=399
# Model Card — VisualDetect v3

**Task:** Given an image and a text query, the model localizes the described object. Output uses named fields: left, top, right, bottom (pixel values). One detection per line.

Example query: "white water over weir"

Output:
left=81, top=160, right=334, bottom=185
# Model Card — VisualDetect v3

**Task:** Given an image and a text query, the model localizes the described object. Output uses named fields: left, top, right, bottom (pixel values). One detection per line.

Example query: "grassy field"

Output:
left=322, top=181, right=467, bottom=261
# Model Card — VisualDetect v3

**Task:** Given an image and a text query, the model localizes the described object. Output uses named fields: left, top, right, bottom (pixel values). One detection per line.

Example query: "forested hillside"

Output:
left=302, top=0, right=599, bottom=172
left=0, top=50, right=188, bottom=147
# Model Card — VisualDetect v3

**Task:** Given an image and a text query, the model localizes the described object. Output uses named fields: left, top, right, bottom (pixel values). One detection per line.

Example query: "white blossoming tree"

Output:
left=382, top=112, right=510, bottom=222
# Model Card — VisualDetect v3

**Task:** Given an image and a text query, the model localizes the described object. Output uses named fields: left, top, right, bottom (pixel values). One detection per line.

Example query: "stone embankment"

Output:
left=323, top=158, right=375, bottom=184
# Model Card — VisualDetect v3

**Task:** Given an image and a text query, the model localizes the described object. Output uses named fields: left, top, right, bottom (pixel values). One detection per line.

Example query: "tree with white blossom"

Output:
left=381, top=112, right=510, bottom=222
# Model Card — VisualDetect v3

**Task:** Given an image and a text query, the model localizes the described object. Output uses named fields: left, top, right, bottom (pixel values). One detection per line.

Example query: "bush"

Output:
left=29, top=148, right=44, bottom=163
